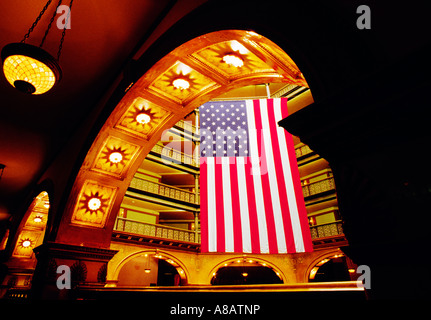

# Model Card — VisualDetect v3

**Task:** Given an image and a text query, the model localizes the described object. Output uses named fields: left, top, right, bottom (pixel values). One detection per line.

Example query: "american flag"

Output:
left=199, top=98, right=313, bottom=254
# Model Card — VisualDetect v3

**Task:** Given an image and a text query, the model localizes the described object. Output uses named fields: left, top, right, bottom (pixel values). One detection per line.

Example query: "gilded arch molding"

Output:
left=55, top=30, right=309, bottom=247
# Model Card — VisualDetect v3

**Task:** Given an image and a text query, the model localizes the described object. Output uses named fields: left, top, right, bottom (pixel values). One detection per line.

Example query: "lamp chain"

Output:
left=39, top=0, right=64, bottom=48
left=57, top=0, right=74, bottom=61
left=20, top=0, right=73, bottom=62
left=21, top=0, right=54, bottom=43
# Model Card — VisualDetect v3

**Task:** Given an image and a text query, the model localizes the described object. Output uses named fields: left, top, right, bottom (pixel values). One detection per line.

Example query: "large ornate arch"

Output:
left=54, top=30, right=309, bottom=247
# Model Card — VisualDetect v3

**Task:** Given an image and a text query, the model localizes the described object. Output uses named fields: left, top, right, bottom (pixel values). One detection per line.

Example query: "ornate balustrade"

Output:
left=174, top=120, right=198, bottom=135
left=302, top=177, right=336, bottom=198
left=129, top=176, right=198, bottom=205
left=150, top=143, right=198, bottom=168
left=309, top=220, right=344, bottom=240
left=295, top=143, right=314, bottom=158
left=114, top=217, right=200, bottom=244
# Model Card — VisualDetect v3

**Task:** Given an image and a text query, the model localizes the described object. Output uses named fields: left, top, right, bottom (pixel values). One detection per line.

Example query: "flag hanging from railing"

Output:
left=199, top=98, right=313, bottom=254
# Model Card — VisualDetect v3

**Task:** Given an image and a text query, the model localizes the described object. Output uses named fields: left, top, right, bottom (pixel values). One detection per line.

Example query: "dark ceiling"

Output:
left=0, top=0, right=207, bottom=217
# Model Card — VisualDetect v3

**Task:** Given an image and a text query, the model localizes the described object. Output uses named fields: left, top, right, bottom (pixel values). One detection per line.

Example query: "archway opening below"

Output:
left=211, top=265, right=283, bottom=285
left=309, top=256, right=353, bottom=282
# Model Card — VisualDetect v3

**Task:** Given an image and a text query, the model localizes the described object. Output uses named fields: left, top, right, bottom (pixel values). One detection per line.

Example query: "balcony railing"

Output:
left=295, top=143, right=314, bottom=158
left=302, top=177, right=335, bottom=198
left=114, top=217, right=200, bottom=244
left=151, top=143, right=199, bottom=168
left=129, top=176, right=199, bottom=205
left=174, top=120, right=198, bottom=136
left=309, top=220, right=344, bottom=240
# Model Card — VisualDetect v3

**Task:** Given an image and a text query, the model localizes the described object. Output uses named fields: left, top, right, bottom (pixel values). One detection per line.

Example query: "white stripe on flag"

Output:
left=236, top=157, right=252, bottom=253
left=221, top=157, right=234, bottom=252
left=245, top=100, right=269, bottom=254
left=273, top=99, right=305, bottom=252
left=206, top=157, right=217, bottom=252
left=258, top=99, right=288, bottom=253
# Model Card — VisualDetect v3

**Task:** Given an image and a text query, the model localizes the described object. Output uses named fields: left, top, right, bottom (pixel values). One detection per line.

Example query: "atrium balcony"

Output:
left=113, top=217, right=200, bottom=251
left=129, top=175, right=199, bottom=207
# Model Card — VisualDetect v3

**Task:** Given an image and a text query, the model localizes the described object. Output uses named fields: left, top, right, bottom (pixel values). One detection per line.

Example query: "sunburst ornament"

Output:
left=101, top=146, right=126, bottom=167
left=136, top=113, right=151, bottom=124
left=33, top=215, right=44, bottom=223
left=134, top=108, right=157, bottom=125
left=149, top=61, right=214, bottom=104
left=172, top=77, right=190, bottom=90
left=108, top=151, right=123, bottom=164
left=115, top=97, right=171, bottom=139
left=192, top=40, right=275, bottom=80
left=93, top=137, right=141, bottom=177
left=82, top=192, right=105, bottom=213
left=20, top=237, right=33, bottom=248
left=71, top=181, right=117, bottom=227
left=74, top=191, right=107, bottom=226
left=222, top=53, right=244, bottom=67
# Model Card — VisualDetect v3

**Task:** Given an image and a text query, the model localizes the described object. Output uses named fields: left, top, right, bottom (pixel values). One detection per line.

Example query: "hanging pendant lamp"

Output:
left=1, top=0, right=73, bottom=95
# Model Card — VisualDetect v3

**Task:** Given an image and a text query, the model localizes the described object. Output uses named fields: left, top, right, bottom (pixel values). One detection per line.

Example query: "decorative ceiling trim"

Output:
left=70, top=180, right=118, bottom=228
left=114, top=97, right=173, bottom=140
left=91, top=136, right=142, bottom=179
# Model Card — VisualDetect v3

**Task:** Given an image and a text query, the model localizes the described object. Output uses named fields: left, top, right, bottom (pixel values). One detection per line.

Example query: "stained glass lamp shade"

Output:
left=1, top=43, right=62, bottom=94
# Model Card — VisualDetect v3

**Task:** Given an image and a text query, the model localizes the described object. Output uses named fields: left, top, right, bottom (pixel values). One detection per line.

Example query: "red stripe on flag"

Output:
left=253, top=99, right=278, bottom=254
left=266, top=99, right=296, bottom=253
left=214, top=159, right=225, bottom=252
left=243, top=158, right=261, bottom=254
left=229, top=161, right=243, bottom=253
left=200, top=158, right=208, bottom=253
left=280, top=99, right=313, bottom=252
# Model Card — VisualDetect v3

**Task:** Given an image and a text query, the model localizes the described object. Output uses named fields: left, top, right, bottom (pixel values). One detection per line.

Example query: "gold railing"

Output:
left=309, top=221, right=343, bottom=240
left=151, top=143, right=198, bottom=167
left=129, top=176, right=199, bottom=205
left=114, top=217, right=200, bottom=244
left=295, top=143, right=314, bottom=158
left=174, top=120, right=198, bottom=135
left=302, top=177, right=335, bottom=198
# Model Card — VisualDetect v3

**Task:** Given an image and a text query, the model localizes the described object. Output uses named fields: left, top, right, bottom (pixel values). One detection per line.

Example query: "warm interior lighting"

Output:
left=172, top=78, right=190, bottom=90
left=87, top=197, right=102, bottom=211
left=1, top=43, right=61, bottom=94
left=309, top=267, right=319, bottom=280
left=348, top=268, right=356, bottom=273
left=317, top=259, right=330, bottom=266
left=230, top=40, right=248, bottom=54
left=144, top=268, right=151, bottom=273
left=21, top=240, right=32, bottom=248
left=33, top=216, right=43, bottom=223
left=222, top=53, right=244, bottom=67
left=242, top=272, right=248, bottom=277
left=136, top=112, right=152, bottom=124
left=108, top=151, right=123, bottom=164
